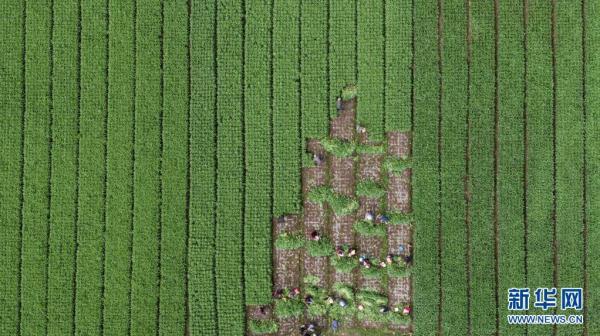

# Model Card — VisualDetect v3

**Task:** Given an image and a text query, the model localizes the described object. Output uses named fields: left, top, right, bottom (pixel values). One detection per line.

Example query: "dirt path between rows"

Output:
left=273, top=215, right=301, bottom=335
left=386, top=132, right=413, bottom=333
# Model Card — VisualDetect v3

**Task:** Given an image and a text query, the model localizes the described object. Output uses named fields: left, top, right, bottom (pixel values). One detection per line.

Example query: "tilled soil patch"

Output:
left=331, top=214, right=354, bottom=247
left=358, top=154, right=383, bottom=182
left=330, top=156, right=354, bottom=196
left=387, top=170, right=412, bottom=213
left=273, top=215, right=302, bottom=336
left=387, top=131, right=411, bottom=158
left=246, top=305, right=272, bottom=321
left=330, top=108, right=355, bottom=141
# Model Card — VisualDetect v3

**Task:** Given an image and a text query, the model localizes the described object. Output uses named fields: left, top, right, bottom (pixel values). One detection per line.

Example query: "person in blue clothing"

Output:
left=331, top=320, right=339, bottom=332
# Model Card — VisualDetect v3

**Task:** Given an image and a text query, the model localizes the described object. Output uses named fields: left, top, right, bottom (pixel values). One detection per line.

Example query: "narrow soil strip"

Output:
left=356, top=134, right=385, bottom=328
left=302, top=141, right=328, bottom=291
left=329, top=110, right=356, bottom=286
left=330, top=157, right=355, bottom=197
left=273, top=215, right=301, bottom=335
left=330, top=104, right=356, bottom=141
left=357, top=196, right=383, bottom=292
left=246, top=305, right=273, bottom=321
left=386, top=132, right=413, bottom=332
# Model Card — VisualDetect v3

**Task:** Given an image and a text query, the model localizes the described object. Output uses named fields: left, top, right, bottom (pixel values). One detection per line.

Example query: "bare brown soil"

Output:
left=330, top=108, right=356, bottom=141
left=387, top=131, right=412, bottom=158
left=387, top=170, right=412, bottom=213
left=273, top=215, right=302, bottom=335
left=330, top=157, right=354, bottom=196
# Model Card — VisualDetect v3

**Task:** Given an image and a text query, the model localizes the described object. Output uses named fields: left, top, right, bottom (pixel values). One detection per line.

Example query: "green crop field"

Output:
left=0, top=1, right=597, bottom=335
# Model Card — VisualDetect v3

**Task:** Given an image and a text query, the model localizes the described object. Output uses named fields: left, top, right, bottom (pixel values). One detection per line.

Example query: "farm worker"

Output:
left=403, top=306, right=412, bottom=315
left=386, top=254, right=394, bottom=264
left=398, top=243, right=412, bottom=255
left=273, top=289, right=283, bottom=299
left=357, top=304, right=365, bottom=311
left=326, top=296, right=335, bottom=305
left=305, top=295, right=314, bottom=305
left=335, top=246, right=345, bottom=257
left=332, top=320, right=339, bottom=332
left=379, top=261, right=387, bottom=268
left=363, top=260, right=371, bottom=269
left=348, top=248, right=357, bottom=257
left=313, top=153, right=324, bottom=166
left=310, top=230, right=320, bottom=241
left=356, top=125, right=366, bottom=134
left=359, top=255, right=366, bottom=263
left=290, top=287, right=300, bottom=298
left=336, top=97, right=342, bottom=110
left=364, top=211, right=375, bottom=221
left=377, top=214, right=390, bottom=223
left=278, top=215, right=286, bottom=224
left=380, top=306, right=390, bottom=313
left=339, top=299, right=348, bottom=307
left=394, top=306, right=400, bottom=313
left=404, top=254, right=413, bottom=265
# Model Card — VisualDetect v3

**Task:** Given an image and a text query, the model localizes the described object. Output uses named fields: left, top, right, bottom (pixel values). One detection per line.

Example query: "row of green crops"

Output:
left=555, top=3, right=585, bottom=336
left=497, top=1, right=526, bottom=334
left=413, top=0, right=440, bottom=334
left=190, top=0, right=217, bottom=334
left=215, top=0, right=244, bottom=335
left=160, top=0, right=189, bottom=334
left=273, top=0, right=301, bottom=217
left=440, top=1, right=469, bottom=334
left=104, top=0, right=135, bottom=333
left=384, top=0, right=412, bottom=132
left=244, top=0, right=273, bottom=307
left=357, top=0, right=384, bottom=138
left=47, top=1, right=79, bottom=335
left=468, top=1, right=497, bottom=334
left=131, top=0, right=161, bottom=334
left=21, top=1, right=52, bottom=335
left=301, top=0, right=328, bottom=141
left=0, top=0, right=24, bottom=334
left=76, top=0, right=109, bottom=333
left=525, top=2, right=554, bottom=335
left=585, top=0, right=600, bottom=332
left=328, top=0, right=356, bottom=117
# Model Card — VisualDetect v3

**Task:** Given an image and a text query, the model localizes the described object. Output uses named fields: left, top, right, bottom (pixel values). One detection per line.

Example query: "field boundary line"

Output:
left=99, top=0, right=110, bottom=333
left=17, top=1, right=27, bottom=334
left=436, top=0, right=443, bottom=332
left=71, top=0, right=83, bottom=333
left=581, top=0, right=589, bottom=334
left=240, top=0, right=247, bottom=330
left=155, top=1, right=165, bottom=334
left=521, top=4, right=529, bottom=336
left=326, top=0, right=331, bottom=120
left=493, top=0, right=500, bottom=333
left=268, top=0, right=274, bottom=305
left=465, top=0, right=472, bottom=334
left=212, top=0, right=219, bottom=332
left=382, top=0, right=387, bottom=129
left=185, top=0, right=192, bottom=333
left=45, top=0, right=55, bottom=332
left=354, top=0, right=358, bottom=82
left=522, top=0, right=530, bottom=333
left=126, top=1, right=138, bottom=334
left=550, top=2, right=558, bottom=333
left=410, top=0, right=415, bottom=131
